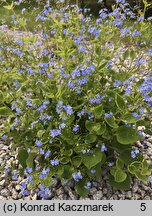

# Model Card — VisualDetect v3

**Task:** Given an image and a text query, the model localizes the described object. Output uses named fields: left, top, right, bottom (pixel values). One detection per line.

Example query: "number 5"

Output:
left=140, top=203, right=146, bottom=211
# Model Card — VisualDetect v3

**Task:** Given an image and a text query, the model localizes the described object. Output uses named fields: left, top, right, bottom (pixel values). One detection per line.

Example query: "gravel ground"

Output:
left=0, top=134, right=152, bottom=200
left=0, top=25, right=152, bottom=200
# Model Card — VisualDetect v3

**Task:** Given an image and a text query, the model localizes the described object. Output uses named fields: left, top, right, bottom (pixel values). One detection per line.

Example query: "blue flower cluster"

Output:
left=72, top=171, right=83, bottom=182
left=139, top=75, right=152, bottom=107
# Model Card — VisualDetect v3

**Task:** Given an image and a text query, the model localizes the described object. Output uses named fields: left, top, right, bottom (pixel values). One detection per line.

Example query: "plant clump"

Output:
left=0, top=0, right=152, bottom=198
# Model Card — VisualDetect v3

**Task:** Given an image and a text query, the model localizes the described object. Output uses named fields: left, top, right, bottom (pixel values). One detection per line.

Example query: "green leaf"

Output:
left=3, top=5, right=13, bottom=10
left=37, top=130, right=45, bottom=138
left=128, top=165, right=137, bottom=174
left=92, top=123, right=101, bottom=132
left=104, top=116, right=118, bottom=128
left=116, top=126, right=140, bottom=144
left=56, top=165, right=64, bottom=177
left=120, top=150, right=143, bottom=166
left=63, top=149, right=73, bottom=156
left=94, top=104, right=103, bottom=119
left=62, top=165, right=74, bottom=180
left=116, top=159, right=124, bottom=169
left=96, top=123, right=106, bottom=135
left=72, top=156, right=82, bottom=167
left=85, top=120, right=94, bottom=131
left=85, top=134, right=97, bottom=144
left=0, top=91, right=4, bottom=102
left=110, top=167, right=117, bottom=176
left=114, top=169, right=127, bottom=183
left=17, top=149, right=28, bottom=168
left=109, top=174, right=131, bottom=190
left=0, top=106, right=13, bottom=117
left=26, top=153, right=35, bottom=169
left=141, top=170, right=151, bottom=176
left=115, top=93, right=125, bottom=110
left=75, top=180, right=89, bottom=197
left=82, top=149, right=103, bottom=169
left=60, top=157, right=70, bottom=164
left=135, top=172, right=148, bottom=182
left=142, top=159, right=149, bottom=170
left=121, top=113, right=139, bottom=123
left=85, top=121, right=106, bottom=135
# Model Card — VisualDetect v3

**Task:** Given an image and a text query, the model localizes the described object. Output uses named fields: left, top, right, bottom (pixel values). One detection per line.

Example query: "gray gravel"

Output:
left=0, top=135, right=152, bottom=200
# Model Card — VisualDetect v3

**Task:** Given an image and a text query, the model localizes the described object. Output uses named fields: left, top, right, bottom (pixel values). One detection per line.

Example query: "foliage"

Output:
left=0, top=0, right=152, bottom=198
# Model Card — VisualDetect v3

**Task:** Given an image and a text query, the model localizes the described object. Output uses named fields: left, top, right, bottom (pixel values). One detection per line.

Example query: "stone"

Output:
left=12, top=189, right=18, bottom=200
left=103, top=188, right=108, bottom=195
left=56, top=187, right=64, bottom=196
left=143, top=196, right=151, bottom=200
left=51, top=178, right=58, bottom=188
left=68, top=189, right=78, bottom=200
left=0, top=195, right=7, bottom=200
left=15, top=185, right=21, bottom=191
left=90, top=187, right=97, bottom=195
left=2, top=145, right=9, bottom=151
left=0, top=180, right=5, bottom=186
left=0, top=188, right=10, bottom=197
left=126, top=191, right=132, bottom=199
left=32, top=194, right=37, bottom=200
left=93, top=191, right=103, bottom=200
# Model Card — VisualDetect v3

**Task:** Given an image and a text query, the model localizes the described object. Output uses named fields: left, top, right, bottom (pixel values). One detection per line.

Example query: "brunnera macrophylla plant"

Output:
left=0, top=0, right=152, bottom=198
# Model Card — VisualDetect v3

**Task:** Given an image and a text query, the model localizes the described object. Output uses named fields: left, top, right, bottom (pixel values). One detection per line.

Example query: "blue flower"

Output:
left=84, top=182, right=91, bottom=189
left=27, top=175, right=33, bottom=182
left=131, top=149, right=140, bottom=158
left=89, top=98, right=95, bottom=104
left=82, top=150, right=86, bottom=154
left=50, top=159, right=60, bottom=166
left=112, top=20, right=123, bottom=28
left=78, top=46, right=86, bottom=53
left=63, top=105, right=73, bottom=115
left=108, top=162, right=114, bottom=167
left=101, top=145, right=107, bottom=152
left=114, top=80, right=122, bottom=87
left=26, top=167, right=33, bottom=174
left=73, top=125, right=79, bottom=132
left=138, top=16, right=144, bottom=22
left=56, top=101, right=63, bottom=114
left=45, top=150, right=51, bottom=159
left=36, top=140, right=42, bottom=147
left=50, top=129, right=61, bottom=138
left=72, top=171, right=82, bottom=182
left=132, top=112, right=141, bottom=119
left=132, top=30, right=141, bottom=37
left=104, top=112, right=113, bottom=118
left=16, top=108, right=22, bottom=114
left=39, top=148, right=45, bottom=155
left=148, top=177, right=152, bottom=184
left=90, top=169, right=96, bottom=174
left=59, top=123, right=66, bottom=129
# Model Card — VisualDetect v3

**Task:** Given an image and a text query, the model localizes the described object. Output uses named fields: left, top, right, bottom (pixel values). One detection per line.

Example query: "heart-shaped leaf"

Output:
left=82, top=149, right=103, bottom=169
left=105, top=116, right=118, bottom=128
left=116, top=126, right=140, bottom=144
left=85, top=134, right=97, bottom=144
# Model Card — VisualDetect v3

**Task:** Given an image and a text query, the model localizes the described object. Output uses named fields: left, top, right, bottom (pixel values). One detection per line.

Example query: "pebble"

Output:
left=68, top=189, right=78, bottom=200
left=15, top=185, right=21, bottom=191
left=56, top=187, right=64, bottom=196
left=90, top=187, right=97, bottom=195
left=32, top=194, right=37, bottom=200
left=0, top=179, right=5, bottom=186
left=93, top=191, right=103, bottom=200
left=0, top=188, right=10, bottom=197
